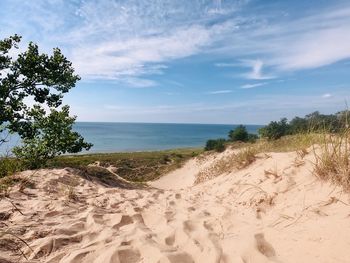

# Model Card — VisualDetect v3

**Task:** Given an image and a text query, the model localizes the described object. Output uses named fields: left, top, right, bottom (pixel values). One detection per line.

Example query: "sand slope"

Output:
left=1, top=148, right=350, bottom=262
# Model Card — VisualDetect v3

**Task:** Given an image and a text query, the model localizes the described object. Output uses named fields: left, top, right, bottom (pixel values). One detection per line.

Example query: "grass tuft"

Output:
left=234, top=147, right=258, bottom=169
left=313, top=130, right=350, bottom=190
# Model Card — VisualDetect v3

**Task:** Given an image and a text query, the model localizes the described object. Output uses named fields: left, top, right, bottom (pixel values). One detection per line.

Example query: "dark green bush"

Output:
left=228, top=125, right=249, bottom=142
left=259, top=118, right=290, bottom=140
left=205, top=138, right=226, bottom=152
left=247, top=133, right=259, bottom=143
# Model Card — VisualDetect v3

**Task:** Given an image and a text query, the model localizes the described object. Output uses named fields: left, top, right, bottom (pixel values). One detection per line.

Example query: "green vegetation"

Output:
left=259, top=111, right=349, bottom=140
left=229, top=125, right=258, bottom=143
left=0, top=148, right=201, bottom=194
left=205, top=125, right=259, bottom=152
left=259, top=118, right=290, bottom=140
left=314, top=130, right=350, bottom=190
left=228, top=125, right=249, bottom=142
left=0, top=157, right=22, bottom=179
left=48, top=148, right=202, bottom=182
left=205, top=139, right=226, bottom=152
left=12, top=106, right=92, bottom=169
left=0, top=35, right=91, bottom=168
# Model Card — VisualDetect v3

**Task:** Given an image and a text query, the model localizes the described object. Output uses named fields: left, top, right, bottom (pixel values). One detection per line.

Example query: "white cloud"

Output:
left=241, top=82, right=267, bottom=89
left=207, top=90, right=233, bottom=94
left=241, top=59, right=275, bottom=80
left=3, top=0, right=350, bottom=85
left=322, top=93, right=332, bottom=98
left=214, top=62, right=240, bottom=67
left=71, top=25, right=213, bottom=82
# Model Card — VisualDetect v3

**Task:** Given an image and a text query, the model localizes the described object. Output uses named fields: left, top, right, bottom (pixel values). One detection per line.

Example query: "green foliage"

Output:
left=12, top=106, right=92, bottom=169
left=0, top=35, right=91, bottom=168
left=247, top=133, right=259, bottom=143
left=0, top=35, right=80, bottom=135
left=205, top=138, right=226, bottom=152
left=259, top=118, right=290, bottom=140
left=259, top=110, right=350, bottom=141
left=0, top=157, right=22, bottom=178
left=48, top=148, right=202, bottom=182
left=228, top=125, right=249, bottom=142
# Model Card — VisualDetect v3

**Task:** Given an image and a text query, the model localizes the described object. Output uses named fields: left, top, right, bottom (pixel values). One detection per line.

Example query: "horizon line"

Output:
left=74, top=121, right=265, bottom=126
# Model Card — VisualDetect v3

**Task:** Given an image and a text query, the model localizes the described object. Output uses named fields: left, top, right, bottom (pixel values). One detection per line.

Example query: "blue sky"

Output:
left=1, top=0, right=350, bottom=124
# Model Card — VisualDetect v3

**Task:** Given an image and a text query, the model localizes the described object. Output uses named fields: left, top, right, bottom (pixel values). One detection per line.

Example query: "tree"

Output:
left=259, top=118, right=290, bottom=140
left=228, top=125, right=249, bottom=142
left=13, top=106, right=92, bottom=168
left=0, top=35, right=92, bottom=166
left=289, top=116, right=308, bottom=134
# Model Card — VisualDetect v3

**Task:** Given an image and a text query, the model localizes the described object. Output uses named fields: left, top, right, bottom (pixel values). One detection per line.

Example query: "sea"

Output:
left=0, top=122, right=263, bottom=154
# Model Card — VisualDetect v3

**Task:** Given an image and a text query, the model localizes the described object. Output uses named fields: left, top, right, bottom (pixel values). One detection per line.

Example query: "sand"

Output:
left=1, top=147, right=350, bottom=262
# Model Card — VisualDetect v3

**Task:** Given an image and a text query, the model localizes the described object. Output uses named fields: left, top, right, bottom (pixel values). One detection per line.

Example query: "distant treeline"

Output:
left=259, top=110, right=349, bottom=140
left=205, top=110, right=349, bottom=152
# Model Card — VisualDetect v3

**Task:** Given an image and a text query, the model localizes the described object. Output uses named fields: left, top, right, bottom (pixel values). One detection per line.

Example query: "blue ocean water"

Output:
left=1, top=122, right=263, bottom=154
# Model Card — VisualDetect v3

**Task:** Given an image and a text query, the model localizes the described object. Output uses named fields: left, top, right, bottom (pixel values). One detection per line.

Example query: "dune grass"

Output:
left=313, top=130, right=350, bottom=190
left=0, top=147, right=202, bottom=196
left=48, top=148, right=202, bottom=182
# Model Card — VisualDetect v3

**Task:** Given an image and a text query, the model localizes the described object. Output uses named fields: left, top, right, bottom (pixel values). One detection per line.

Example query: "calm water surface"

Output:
left=1, top=122, right=263, bottom=154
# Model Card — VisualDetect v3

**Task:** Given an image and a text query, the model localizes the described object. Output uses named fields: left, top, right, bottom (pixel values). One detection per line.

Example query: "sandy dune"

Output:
left=1, top=148, right=350, bottom=262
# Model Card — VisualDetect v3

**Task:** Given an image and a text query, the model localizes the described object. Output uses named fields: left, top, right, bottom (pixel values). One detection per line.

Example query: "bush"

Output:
left=259, top=118, right=290, bottom=140
left=205, top=139, right=226, bottom=152
left=247, top=133, right=259, bottom=143
left=229, top=125, right=249, bottom=142
left=0, top=157, right=22, bottom=178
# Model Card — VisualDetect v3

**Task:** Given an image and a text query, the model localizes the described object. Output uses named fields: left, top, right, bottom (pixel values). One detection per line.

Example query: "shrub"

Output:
left=0, top=157, right=22, bottom=178
left=259, top=118, right=290, bottom=140
left=229, top=125, right=249, bottom=142
left=205, top=138, right=226, bottom=152
left=248, top=133, right=259, bottom=143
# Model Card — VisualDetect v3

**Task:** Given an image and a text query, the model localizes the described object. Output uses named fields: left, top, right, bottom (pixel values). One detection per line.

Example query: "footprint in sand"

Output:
left=165, top=233, right=175, bottom=246
left=165, top=210, right=175, bottom=222
left=187, top=206, right=196, bottom=212
left=133, top=207, right=142, bottom=212
left=167, top=252, right=195, bottom=263
left=113, top=215, right=134, bottom=229
left=241, top=233, right=277, bottom=263
left=254, top=233, right=276, bottom=258
left=183, top=220, right=196, bottom=234
left=114, top=248, right=141, bottom=263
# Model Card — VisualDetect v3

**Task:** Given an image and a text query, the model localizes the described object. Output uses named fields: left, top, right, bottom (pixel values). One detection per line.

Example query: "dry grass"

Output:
left=234, top=147, right=258, bottom=169
left=66, top=186, right=79, bottom=202
left=313, top=130, right=350, bottom=190
left=255, top=133, right=321, bottom=153
left=195, top=133, right=321, bottom=184
left=195, top=146, right=259, bottom=184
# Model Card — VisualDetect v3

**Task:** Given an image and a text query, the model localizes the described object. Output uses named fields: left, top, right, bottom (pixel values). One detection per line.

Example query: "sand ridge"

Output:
left=1, top=148, right=350, bottom=262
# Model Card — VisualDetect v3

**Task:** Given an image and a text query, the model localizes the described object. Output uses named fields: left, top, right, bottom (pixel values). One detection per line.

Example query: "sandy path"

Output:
left=1, top=149, right=350, bottom=262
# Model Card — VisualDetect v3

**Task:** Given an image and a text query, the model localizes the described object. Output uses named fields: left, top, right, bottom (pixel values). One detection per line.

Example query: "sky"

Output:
left=1, top=0, right=350, bottom=124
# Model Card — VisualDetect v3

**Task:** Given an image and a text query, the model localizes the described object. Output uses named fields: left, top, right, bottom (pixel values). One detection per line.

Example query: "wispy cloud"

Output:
left=207, top=90, right=233, bottom=94
left=240, top=59, right=275, bottom=80
left=240, top=82, right=267, bottom=89
left=322, top=93, right=332, bottom=98
left=2, top=0, right=350, bottom=87
left=214, top=62, right=240, bottom=67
